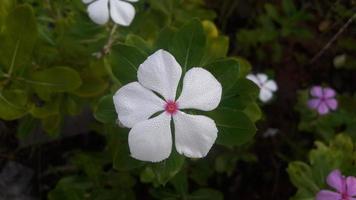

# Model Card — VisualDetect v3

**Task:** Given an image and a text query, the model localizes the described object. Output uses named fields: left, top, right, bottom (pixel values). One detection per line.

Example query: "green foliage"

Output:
left=0, top=1, right=263, bottom=199
left=171, top=19, right=207, bottom=72
left=236, top=0, right=313, bottom=62
left=287, top=134, right=356, bottom=200
left=0, top=5, right=38, bottom=73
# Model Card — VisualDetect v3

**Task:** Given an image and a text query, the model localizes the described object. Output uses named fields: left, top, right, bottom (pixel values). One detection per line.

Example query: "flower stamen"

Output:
left=165, top=100, right=178, bottom=115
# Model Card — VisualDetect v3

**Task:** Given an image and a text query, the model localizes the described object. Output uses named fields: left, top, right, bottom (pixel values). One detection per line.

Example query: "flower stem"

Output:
left=94, top=24, right=118, bottom=59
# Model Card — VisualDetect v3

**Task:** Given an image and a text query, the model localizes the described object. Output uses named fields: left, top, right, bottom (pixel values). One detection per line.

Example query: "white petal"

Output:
left=138, top=50, right=182, bottom=101
left=129, top=113, right=172, bottom=162
left=113, top=82, right=165, bottom=128
left=87, top=0, right=109, bottom=25
left=264, top=80, right=278, bottom=92
left=259, top=88, right=273, bottom=102
left=83, top=0, right=95, bottom=4
left=124, top=0, right=138, bottom=2
left=246, top=74, right=260, bottom=87
left=110, top=0, right=136, bottom=26
left=256, top=73, right=268, bottom=84
left=177, top=68, right=222, bottom=111
left=173, top=111, right=218, bottom=158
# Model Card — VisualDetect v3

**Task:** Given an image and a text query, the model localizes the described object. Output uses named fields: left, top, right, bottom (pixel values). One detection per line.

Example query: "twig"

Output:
left=93, top=25, right=118, bottom=59
left=310, top=12, right=356, bottom=64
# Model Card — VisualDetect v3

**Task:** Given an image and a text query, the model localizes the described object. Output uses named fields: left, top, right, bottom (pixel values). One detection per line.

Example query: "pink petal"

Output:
left=311, top=86, right=323, bottom=97
left=323, top=87, right=336, bottom=98
left=327, top=169, right=344, bottom=192
left=347, top=176, right=356, bottom=196
left=325, top=99, right=338, bottom=110
left=308, top=98, right=321, bottom=109
left=318, top=102, right=330, bottom=115
left=316, top=190, right=341, bottom=200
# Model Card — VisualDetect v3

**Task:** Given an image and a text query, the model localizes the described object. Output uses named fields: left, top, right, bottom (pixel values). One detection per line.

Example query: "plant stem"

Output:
left=94, top=24, right=118, bottom=59
left=310, top=12, right=356, bottom=64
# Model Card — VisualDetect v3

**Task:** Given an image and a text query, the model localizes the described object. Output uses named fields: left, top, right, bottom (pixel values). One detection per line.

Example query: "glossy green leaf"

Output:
left=111, top=44, right=148, bottom=85
left=0, top=89, right=28, bottom=120
left=206, top=108, right=256, bottom=147
left=29, top=67, right=82, bottom=98
left=74, top=75, right=108, bottom=97
left=94, top=95, right=117, bottom=124
left=30, top=99, right=59, bottom=119
left=42, top=114, right=61, bottom=136
left=204, top=58, right=240, bottom=97
left=171, top=19, right=206, bottom=72
left=150, top=151, right=185, bottom=185
left=0, top=5, right=38, bottom=74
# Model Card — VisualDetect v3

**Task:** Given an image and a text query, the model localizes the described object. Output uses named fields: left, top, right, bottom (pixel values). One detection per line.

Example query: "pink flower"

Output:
left=307, top=86, right=338, bottom=115
left=316, top=169, right=356, bottom=200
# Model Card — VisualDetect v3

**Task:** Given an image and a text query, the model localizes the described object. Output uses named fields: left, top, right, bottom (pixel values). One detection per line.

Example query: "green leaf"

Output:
left=30, top=99, right=59, bottom=119
left=155, top=26, right=176, bottom=50
left=42, top=114, right=61, bottom=136
left=150, top=151, right=185, bottom=185
left=94, top=95, right=117, bottom=124
left=243, top=102, right=262, bottom=122
left=221, top=79, right=259, bottom=111
left=29, top=67, right=82, bottom=98
left=171, top=19, right=206, bottom=72
left=206, top=108, right=256, bottom=147
left=111, top=44, right=147, bottom=85
left=287, top=162, right=319, bottom=197
left=73, top=75, right=108, bottom=97
left=0, top=89, right=28, bottom=120
left=17, top=115, right=38, bottom=138
left=48, top=177, right=92, bottom=200
left=205, top=58, right=240, bottom=97
left=126, top=34, right=152, bottom=54
left=235, top=57, right=252, bottom=79
left=202, top=36, right=229, bottom=65
left=0, top=5, right=38, bottom=74
left=0, top=0, right=13, bottom=29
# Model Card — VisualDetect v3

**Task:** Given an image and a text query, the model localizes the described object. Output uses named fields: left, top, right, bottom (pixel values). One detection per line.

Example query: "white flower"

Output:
left=113, top=50, right=222, bottom=162
left=82, top=0, right=138, bottom=26
left=246, top=73, right=278, bottom=103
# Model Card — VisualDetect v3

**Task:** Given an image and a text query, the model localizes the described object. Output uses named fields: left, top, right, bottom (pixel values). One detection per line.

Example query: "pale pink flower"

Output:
left=316, top=169, right=356, bottom=200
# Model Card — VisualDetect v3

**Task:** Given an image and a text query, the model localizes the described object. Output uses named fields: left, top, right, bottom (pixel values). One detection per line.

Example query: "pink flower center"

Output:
left=341, top=193, right=349, bottom=200
left=165, top=100, right=178, bottom=115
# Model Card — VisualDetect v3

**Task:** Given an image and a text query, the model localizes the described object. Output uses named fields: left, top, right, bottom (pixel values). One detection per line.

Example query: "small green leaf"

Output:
left=94, top=95, right=117, bottom=124
left=155, top=26, right=176, bottom=50
left=206, top=108, right=257, bottom=147
left=221, top=79, right=259, bottom=111
left=42, top=114, right=61, bottom=136
left=111, top=44, right=148, bottom=85
left=74, top=75, right=108, bottom=97
left=0, top=89, right=28, bottom=120
left=0, top=5, right=38, bottom=74
left=126, top=34, right=152, bottom=54
left=17, top=115, right=38, bottom=138
left=151, top=151, right=185, bottom=185
left=202, top=36, right=229, bottom=65
left=205, top=58, right=240, bottom=97
left=171, top=19, right=206, bottom=72
left=30, top=99, right=59, bottom=119
left=29, top=67, right=82, bottom=97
